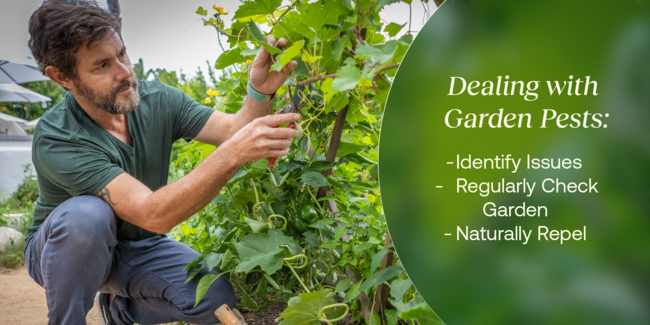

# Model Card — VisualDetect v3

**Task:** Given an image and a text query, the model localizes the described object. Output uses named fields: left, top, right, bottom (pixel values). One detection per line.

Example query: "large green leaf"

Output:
left=194, top=271, right=227, bottom=306
left=336, top=141, right=366, bottom=157
left=234, top=0, right=283, bottom=19
left=278, top=289, right=337, bottom=325
left=234, top=229, right=300, bottom=274
left=298, top=0, right=348, bottom=32
left=331, top=64, right=361, bottom=92
left=355, top=44, right=395, bottom=64
left=360, top=265, right=404, bottom=291
left=215, top=49, right=248, bottom=69
left=300, top=171, right=330, bottom=187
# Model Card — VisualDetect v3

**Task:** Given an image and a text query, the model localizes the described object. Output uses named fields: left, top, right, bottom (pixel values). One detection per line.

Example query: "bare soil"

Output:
left=0, top=266, right=101, bottom=325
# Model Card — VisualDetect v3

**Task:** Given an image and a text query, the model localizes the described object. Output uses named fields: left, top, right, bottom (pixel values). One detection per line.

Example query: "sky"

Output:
left=0, top=0, right=437, bottom=80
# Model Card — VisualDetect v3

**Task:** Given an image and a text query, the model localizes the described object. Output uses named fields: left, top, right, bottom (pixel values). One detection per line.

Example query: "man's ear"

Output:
left=45, top=66, right=73, bottom=91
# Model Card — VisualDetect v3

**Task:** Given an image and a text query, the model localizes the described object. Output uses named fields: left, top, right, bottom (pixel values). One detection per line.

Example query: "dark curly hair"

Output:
left=28, top=0, right=121, bottom=81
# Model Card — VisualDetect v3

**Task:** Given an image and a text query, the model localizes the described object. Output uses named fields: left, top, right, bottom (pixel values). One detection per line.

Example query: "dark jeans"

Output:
left=25, top=195, right=236, bottom=325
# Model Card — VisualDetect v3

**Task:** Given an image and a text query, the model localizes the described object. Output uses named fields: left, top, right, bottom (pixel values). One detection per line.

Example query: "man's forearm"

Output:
left=145, top=143, right=240, bottom=232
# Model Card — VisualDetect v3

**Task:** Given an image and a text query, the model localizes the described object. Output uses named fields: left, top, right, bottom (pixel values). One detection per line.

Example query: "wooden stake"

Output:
left=373, top=232, right=395, bottom=318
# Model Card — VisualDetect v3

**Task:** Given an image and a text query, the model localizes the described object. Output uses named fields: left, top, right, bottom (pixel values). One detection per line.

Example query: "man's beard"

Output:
left=74, top=77, right=140, bottom=115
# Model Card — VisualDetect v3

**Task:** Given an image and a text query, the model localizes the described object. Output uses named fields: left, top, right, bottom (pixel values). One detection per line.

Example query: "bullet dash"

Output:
left=436, top=186, right=443, bottom=188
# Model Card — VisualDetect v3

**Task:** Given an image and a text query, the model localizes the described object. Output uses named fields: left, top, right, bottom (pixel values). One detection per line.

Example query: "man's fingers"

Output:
left=266, top=138, right=293, bottom=149
left=260, top=113, right=301, bottom=127
left=265, top=34, right=277, bottom=47
left=265, top=126, right=301, bottom=139
left=281, top=60, right=298, bottom=74
left=275, top=38, right=287, bottom=48
left=267, top=148, right=291, bottom=158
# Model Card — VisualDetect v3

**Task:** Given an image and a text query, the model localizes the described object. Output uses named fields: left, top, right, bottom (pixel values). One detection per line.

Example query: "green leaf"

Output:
left=376, top=0, right=402, bottom=11
left=251, top=158, right=270, bottom=172
left=241, top=289, right=260, bottom=310
left=385, top=309, right=399, bottom=325
left=325, top=90, right=349, bottom=113
left=331, top=64, right=360, bottom=92
left=301, top=51, right=323, bottom=64
left=234, top=0, right=283, bottom=18
left=221, top=248, right=238, bottom=269
left=330, top=36, right=349, bottom=61
left=355, top=44, right=394, bottom=64
left=384, top=22, right=407, bottom=37
left=335, top=279, right=351, bottom=293
left=196, top=6, right=208, bottom=16
left=343, top=281, right=362, bottom=303
left=390, top=278, right=413, bottom=300
left=194, top=272, right=227, bottom=306
left=303, top=231, right=320, bottom=246
left=185, top=263, right=203, bottom=283
left=300, top=171, right=330, bottom=187
left=335, top=227, right=347, bottom=241
left=389, top=296, right=443, bottom=325
left=336, top=141, right=366, bottom=157
left=244, top=217, right=270, bottom=233
left=243, top=21, right=282, bottom=55
left=184, top=255, right=204, bottom=271
left=215, top=49, right=248, bottom=69
left=272, top=40, right=304, bottom=71
left=278, top=289, right=337, bottom=325
left=321, top=240, right=339, bottom=249
left=204, top=252, right=224, bottom=272
left=371, top=249, right=389, bottom=271
left=234, top=229, right=301, bottom=274
left=360, top=265, right=404, bottom=291
left=352, top=242, right=374, bottom=254
left=298, top=0, right=348, bottom=32
left=366, top=311, right=382, bottom=325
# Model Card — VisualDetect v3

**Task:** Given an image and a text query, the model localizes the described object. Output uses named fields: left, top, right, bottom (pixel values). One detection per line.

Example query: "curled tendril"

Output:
left=267, top=214, right=287, bottom=230
left=319, top=303, right=350, bottom=323
left=283, top=254, right=308, bottom=269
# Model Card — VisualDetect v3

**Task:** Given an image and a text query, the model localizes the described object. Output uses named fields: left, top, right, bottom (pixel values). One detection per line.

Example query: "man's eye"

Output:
left=119, top=52, right=127, bottom=59
left=99, top=63, right=107, bottom=70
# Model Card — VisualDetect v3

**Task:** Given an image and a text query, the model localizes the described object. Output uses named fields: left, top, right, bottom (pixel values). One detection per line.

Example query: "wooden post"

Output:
left=316, top=105, right=349, bottom=241
left=373, top=233, right=395, bottom=318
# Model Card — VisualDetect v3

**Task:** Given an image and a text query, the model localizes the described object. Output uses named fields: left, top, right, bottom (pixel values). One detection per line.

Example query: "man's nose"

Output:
left=115, top=60, right=131, bottom=81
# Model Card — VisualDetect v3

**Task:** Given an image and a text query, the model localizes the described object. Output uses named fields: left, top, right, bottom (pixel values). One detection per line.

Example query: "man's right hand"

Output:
left=221, top=112, right=302, bottom=165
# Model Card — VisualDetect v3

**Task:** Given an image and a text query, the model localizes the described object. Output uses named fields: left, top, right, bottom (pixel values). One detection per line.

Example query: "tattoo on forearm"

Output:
left=96, top=187, right=117, bottom=205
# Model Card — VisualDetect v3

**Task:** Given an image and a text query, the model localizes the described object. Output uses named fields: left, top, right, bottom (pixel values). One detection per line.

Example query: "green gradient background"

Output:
left=379, top=0, right=650, bottom=324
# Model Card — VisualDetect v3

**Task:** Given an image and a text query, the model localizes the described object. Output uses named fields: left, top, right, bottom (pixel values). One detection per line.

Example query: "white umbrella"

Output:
left=0, top=84, right=51, bottom=104
left=0, top=60, right=50, bottom=84
left=23, top=118, right=40, bottom=130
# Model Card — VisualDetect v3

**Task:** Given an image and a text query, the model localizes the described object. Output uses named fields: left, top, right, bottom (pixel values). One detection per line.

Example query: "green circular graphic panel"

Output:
left=379, top=1, right=650, bottom=324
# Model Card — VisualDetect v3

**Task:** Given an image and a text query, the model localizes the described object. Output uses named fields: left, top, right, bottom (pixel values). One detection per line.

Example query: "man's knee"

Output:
left=48, top=195, right=116, bottom=245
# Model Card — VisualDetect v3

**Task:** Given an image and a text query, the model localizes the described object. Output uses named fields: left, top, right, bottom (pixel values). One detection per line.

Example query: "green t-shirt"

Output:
left=27, top=80, right=214, bottom=243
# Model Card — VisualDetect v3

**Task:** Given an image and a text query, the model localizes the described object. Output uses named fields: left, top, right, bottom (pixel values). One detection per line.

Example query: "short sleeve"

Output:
left=33, top=136, right=125, bottom=197
left=163, top=83, right=215, bottom=141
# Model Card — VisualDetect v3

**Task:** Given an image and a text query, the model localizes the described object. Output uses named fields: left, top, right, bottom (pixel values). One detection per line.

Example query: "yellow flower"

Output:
left=204, top=97, right=212, bottom=104
left=245, top=60, right=252, bottom=66
left=213, top=5, right=229, bottom=15
left=207, top=89, right=220, bottom=97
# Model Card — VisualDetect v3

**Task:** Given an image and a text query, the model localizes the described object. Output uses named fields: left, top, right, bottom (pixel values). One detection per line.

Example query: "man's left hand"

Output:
left=248, top=35, right=298, bottom=95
